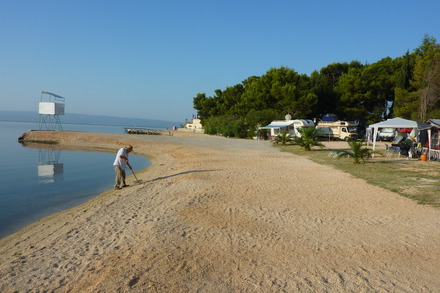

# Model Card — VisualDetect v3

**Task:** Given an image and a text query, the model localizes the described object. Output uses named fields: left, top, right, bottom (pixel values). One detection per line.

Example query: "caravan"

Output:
left=316, top=120, right=359, bottom=140
left=259, top=118, right=315, bottom=139
left=316, top=114, right=358, bottom=141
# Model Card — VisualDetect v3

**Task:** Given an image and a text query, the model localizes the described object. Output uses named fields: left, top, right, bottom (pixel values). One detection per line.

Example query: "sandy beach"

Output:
left=1, top=130, right=440, bottom=292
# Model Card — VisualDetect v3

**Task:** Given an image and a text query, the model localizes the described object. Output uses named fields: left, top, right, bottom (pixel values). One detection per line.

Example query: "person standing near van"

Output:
left=113, top=145, right=133, bottom=189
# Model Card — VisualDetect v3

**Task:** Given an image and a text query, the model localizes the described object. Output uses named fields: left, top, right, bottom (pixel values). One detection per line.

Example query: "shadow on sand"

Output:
left=150, top=169, right=222, bottom=182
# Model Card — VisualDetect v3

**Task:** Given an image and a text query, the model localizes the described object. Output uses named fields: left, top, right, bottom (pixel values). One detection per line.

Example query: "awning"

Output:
left=428, top=119, right=440, bottom=127
left=259, top=122, right=293, bottom=129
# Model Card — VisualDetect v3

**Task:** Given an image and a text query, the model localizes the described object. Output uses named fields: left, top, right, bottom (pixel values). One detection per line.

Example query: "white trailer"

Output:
left=316, top=120, right=358, bottom=140
left=259, top=119, right=315, bottom=139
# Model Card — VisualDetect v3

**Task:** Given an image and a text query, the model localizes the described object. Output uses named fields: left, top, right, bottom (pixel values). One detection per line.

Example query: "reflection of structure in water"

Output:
left=38, top=148, right=64, bottom=183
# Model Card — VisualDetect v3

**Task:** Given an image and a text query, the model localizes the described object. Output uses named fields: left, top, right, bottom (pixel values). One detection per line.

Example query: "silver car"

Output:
left=379, top=128, right=396, bottom=141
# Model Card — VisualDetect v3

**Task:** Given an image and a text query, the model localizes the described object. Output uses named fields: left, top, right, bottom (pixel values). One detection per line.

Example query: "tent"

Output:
left=368, top=117, right=432, bottom=158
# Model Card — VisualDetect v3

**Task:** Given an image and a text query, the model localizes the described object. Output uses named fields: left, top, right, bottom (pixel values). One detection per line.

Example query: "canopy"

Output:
left=369, top=117, right=432, bottom=130
left=368, top=117, right=432, bottom=159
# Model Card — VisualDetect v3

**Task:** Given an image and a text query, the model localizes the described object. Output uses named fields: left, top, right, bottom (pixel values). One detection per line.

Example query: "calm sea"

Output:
left=0, top=121, right=151, bottom=238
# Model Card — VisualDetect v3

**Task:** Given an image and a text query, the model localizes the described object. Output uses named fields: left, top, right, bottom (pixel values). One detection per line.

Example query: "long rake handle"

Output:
left=130, top=168, right=140, bottom=183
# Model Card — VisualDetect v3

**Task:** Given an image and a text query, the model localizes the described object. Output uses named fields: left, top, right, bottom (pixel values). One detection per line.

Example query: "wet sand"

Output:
left=1, top=130, right=439, bottom=292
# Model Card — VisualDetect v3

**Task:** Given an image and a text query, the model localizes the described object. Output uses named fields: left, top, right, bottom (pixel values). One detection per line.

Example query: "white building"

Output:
left=184, top=118, right=204, bottom=133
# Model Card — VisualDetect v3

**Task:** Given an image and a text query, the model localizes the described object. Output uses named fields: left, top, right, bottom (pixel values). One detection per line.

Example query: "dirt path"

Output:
left=1, top=131, right=439, bottom=292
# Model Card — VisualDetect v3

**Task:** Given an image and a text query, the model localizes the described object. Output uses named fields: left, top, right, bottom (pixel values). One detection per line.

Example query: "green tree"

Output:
left=214, top=84, right=245, bottom=116
left=193, top=93, right=219, bottom=119
left=394, top=88, right=419, bottom=120
left=394, top=35, right=440, bottom=121
left=394, top=51, right=418, bottom=119
left=412, top=35, right=440, bottom=121
left=336, top=58, right=398, bottom=124
left=241, top=67, right=317, bottom=118
left=396, top=50, right=415, bottom=90
left=310, top=62, right=351, bottom=117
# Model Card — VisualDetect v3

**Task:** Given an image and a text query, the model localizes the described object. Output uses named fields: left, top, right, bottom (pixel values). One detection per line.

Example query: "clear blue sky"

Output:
left=1, top=0, right=439, bottom=122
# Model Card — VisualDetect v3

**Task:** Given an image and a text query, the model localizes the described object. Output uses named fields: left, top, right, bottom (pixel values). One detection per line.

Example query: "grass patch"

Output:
left=276, top=144, right=440, bottom=207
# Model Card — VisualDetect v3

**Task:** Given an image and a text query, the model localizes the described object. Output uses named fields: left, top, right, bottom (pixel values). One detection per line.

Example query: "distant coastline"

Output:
left=0, top=110, right=182, bottom=130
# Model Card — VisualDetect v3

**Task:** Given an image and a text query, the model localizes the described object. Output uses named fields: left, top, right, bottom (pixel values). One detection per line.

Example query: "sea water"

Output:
left=0, top=121, right=151, bottom=238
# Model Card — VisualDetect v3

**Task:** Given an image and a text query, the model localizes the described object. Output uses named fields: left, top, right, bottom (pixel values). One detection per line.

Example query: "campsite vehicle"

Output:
left=316, top=120, right=358, bottom=141
left=378, top=128, right=397, bottom=141
left=259, top=119, right=315, bottom=139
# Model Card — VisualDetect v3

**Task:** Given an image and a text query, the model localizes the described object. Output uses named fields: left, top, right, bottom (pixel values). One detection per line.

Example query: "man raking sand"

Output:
left=113, top=144, right=134, bottom=189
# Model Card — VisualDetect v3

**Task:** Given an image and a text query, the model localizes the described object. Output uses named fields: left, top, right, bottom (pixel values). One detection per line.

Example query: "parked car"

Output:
left=378, top=128, right=396, bottom=141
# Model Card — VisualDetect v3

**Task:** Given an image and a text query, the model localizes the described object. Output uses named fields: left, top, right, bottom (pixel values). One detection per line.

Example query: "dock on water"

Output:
left=124, top=128, right=162, bottom=135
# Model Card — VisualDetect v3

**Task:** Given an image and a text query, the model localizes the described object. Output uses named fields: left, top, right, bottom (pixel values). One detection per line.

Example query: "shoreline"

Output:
left=1, top=131, right=440, bottom=292
left=0, top=138, right=151, bottom=239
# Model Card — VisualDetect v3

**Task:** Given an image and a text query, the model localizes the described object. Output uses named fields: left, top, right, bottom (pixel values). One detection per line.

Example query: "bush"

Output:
left=203, top=115, right=248, bottom=138
left=337, top=139, right=376, bottom=164
left=273, top=130, right=295, bottom=145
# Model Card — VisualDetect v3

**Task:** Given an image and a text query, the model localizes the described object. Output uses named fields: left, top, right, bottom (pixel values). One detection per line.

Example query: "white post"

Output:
left=428, top=129, right=432, bottom=160
left=372, top=127, right=378, bottom=158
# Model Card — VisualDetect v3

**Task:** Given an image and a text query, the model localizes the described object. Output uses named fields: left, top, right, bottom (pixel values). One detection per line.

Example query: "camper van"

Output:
left=316, top=120, right=358, bottom=140
left=259, top=119, right=315, bottom=139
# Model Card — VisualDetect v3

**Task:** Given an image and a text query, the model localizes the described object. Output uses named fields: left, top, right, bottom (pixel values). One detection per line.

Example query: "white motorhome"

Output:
left=259, top=119, right=315, bottom=139
left=316, top=120, right=358, bottom=140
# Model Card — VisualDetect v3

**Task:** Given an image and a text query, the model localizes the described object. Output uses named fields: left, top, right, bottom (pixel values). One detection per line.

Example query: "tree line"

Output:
left=193, top=35, right=440, bottom=138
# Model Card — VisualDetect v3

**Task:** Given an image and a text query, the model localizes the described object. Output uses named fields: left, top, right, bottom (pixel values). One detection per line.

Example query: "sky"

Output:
left=1, top=0, right=439, bottom=123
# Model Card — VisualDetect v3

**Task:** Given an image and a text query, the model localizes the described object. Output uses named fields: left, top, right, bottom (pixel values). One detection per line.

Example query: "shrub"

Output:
left=202, top=115, right=248, bottom=138
left=292, top=127, right=325, bottom=151
left=273, top=130, right=295, bottom=145
left=337, top=139, right=376, bottom=164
